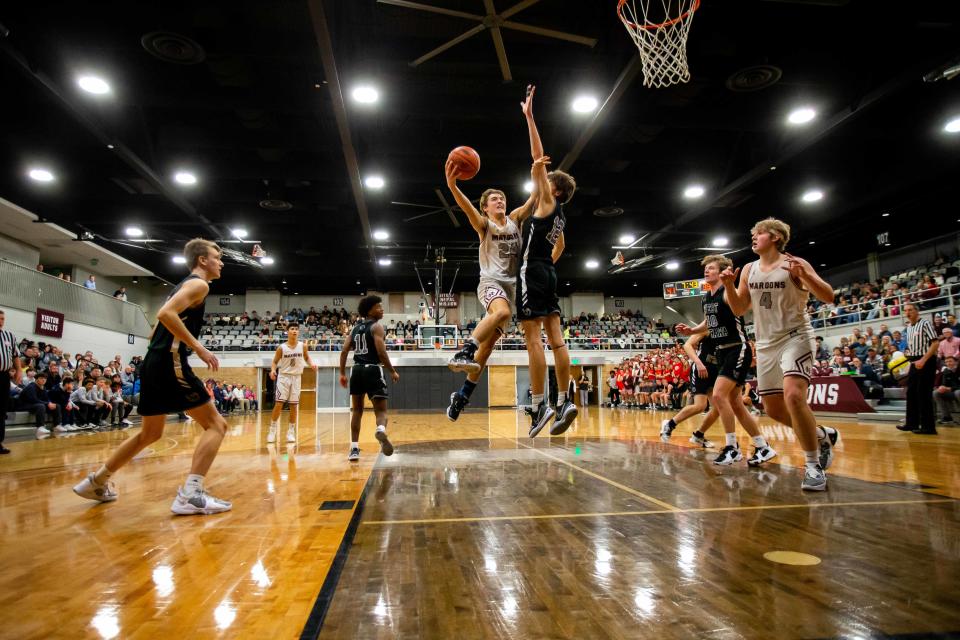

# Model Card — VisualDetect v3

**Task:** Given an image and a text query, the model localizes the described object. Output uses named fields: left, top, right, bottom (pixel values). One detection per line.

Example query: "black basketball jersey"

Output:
left=520, top=203, right=565, bottom=264
left=147, top=274, right=206, bottom=358
left=702, top=285, right=747, bottom=345
left=350, top=319, right=381, bottom=365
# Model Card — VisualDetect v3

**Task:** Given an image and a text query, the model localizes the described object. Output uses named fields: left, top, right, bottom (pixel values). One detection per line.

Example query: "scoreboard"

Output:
left=662, top=278, right=710, bottom=299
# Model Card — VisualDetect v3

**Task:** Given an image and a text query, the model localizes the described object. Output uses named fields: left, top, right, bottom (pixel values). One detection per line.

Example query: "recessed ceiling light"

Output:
left=633, top=282, right=637, bottom=287
left=801, top=189, right=824, bottom=203
left=712, top=236, right=728, bottom=247
left=356, top=280, right=361, bottom=285
left=231, top=228, right=248, bottom=239
left=619, top=234, right=635, bottom=245
left=428, top=281, right=433, bottom=285
left=174, top=171, right=197, bottom=185
left=260, top=257, right=275, bottom=265
left=523, top=181, right=533, bottom=193
left=881, top=212, right=890, bottom=217
left=572, top=95, right=598, bottom=113
left=665, top=261, right=679, bottom=270
left=809, top=240, right=815, bottom=245
left=125, top=226, right=143, bottom=237
left=77, top=75, right=111, bottom=95
left=352, top=86, right=379, bottom=104
left=106, top=144, right=115, bottom=150
left=585, top=259, right=599, bottom=269
left=787, top=107, right=816, bottom=125
left=884, top=243, right=891, bottom=247
left=565, top=281, right=571, bottom=286
left=294, top=292, right=299, bottom=295
left=683, top=184, right=705, bottom=199
left=172, top=256, right=187, bottom=264
left=378, top=258, right=392, bottom=266
left=944, top=116, right=960, bottom=133
left=820, top=263, right=826, bottom=267
left=365, top=175, right=385, bottom=189
left=769, top=166, right=777, bottom=171
left=229, top=293, right=234, bottom=296
left=372, top=229, right=389, bottom=240
left=28, top=168, right=55, bottom=182
left=282, top=279, right=287, bottom=284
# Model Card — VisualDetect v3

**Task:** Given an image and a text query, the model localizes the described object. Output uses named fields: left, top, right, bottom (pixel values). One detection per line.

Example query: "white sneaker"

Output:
left=53, top=425, right=68, bottom=433
left=73, top=473, right=118, bottom=502
left=36, top=426, right=51, bottom=438
left=121, top=419, right=133, bottom=426
left=286, top=427, right=296, bottom=443
left=266, top=426, right=277, bottom=443
left=66, top=424, right=80, bottom=432
left=348, top=446, right=360, bottom=461
left=170, top=487, right=232, bottom=515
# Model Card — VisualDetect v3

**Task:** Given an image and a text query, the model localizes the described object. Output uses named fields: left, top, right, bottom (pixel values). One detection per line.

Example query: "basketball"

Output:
left=447, top=146, right=480, bottom=180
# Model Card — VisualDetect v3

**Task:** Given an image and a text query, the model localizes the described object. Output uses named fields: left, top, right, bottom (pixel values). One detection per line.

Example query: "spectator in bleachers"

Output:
left=83, top=275, right=97, bottom=290
left=72, top=378, right=99, bottom=427
left=852, top=357, right=883, bottom=399
left=892, top=330, right=908, bottom=352
left=938, top=326, right=959, bottom=362
left=243, top=386, right=258, bottom=412
left=113, top=287, right=127, bottom=301
left=17, top=371, right=62, bottom=437
left=853, top=336, right=870, bottom=360
left=43, top=361, right=62, bottom=390
left=107, top=381, right=133, bottom=426
left=934, top=355, right=959, bottom=424
left=49, top=377, right=81, bottom=431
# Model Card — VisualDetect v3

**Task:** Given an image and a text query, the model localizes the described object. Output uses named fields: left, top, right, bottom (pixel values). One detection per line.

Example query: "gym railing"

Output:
left=809, top=282, right=958, bottom=332
left=0, top=258, right=153, bottom=337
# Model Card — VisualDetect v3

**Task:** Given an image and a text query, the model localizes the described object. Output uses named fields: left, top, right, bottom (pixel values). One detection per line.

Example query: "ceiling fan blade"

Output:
left=411, top=23, right=486, bottom=67
left=376, top=0, right=482, bottom=21
left=500, top=21, right=597, bottom=47
left=499, top=0, right=542, bottom=20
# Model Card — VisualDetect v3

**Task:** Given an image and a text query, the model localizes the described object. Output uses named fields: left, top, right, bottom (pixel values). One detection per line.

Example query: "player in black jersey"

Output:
left=661, top=332, right=719, bottom=447
left=518, top=86, right=579, bottom=438
left=73, top=239, right=233, bottom=515
left=339, top=295, right=398, bottom=462
left=676, top=255, right=777, bottom=467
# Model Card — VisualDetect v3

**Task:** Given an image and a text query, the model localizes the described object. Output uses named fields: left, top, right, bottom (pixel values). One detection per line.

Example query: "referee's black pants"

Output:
left=906, top=358, right=937, bottom=432
left=0, top=370, right=9, bottom=444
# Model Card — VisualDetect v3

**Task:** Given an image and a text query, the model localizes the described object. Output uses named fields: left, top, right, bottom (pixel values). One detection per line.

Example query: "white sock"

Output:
left=725, top=433, right=737, bottom=448
left=270, top=421, right=278, bottom=429
left=185, top=473, right=204, bottom=495
left=557, top=392, right=567, bottom=406
left=532, top=394, right=544, bottom=406
left=93, top=465, right=113, bottom=486
left=288, top=423, right=296, bottom=430
left=350, top=441, right=359, bottom=449
left=376, top=425, right=386, bottom=433
left=803, top=451, right=819, bottom=466
left=752, top=435, right=768, bottom=448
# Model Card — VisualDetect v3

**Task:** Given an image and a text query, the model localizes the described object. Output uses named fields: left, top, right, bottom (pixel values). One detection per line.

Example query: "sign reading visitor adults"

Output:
left=35, top=307, right=65, bottom=338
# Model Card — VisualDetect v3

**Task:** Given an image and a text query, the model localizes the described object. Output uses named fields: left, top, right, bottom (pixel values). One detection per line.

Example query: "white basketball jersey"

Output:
left=479, top=217, right=521, bottom=280
left=747, top=259, right=813, bottom=347
left=278, top=341, right=306, bottom=376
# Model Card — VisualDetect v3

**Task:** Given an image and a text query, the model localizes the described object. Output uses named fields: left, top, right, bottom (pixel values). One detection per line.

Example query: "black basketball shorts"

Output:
left=137, top=349, right=210, bottom=416
left=517, top=259, right=560, bottom=320
left=690, top=357, right=719, bottom=395
left=715, top=341, right=752, bottom=386
left=349, top=364, right=389, bottom=400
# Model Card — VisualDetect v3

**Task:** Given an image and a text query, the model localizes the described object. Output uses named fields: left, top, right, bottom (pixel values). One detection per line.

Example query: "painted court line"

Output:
left=363, top=498, right=956, bottom=526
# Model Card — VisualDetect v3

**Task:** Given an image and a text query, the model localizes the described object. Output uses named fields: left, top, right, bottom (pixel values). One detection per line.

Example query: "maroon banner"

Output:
left=751, top=376, right=874, bottom=414
left=35, top=308, right=65, bottom=338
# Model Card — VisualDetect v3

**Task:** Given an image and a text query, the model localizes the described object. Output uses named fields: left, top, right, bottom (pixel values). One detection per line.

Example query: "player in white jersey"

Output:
left=720, top=217, right=839, bottom=491
left=268, top=324, right=316, bottom=444
left=444, top=156, right=538, bottom=421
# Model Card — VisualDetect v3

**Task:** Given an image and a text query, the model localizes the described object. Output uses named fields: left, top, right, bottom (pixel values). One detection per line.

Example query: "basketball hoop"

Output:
left=617, top=0, right=700, bottom=89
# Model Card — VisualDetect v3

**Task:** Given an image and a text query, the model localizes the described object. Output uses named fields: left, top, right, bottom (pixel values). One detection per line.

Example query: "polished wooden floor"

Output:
left=1, top=406, right=958, bottom=639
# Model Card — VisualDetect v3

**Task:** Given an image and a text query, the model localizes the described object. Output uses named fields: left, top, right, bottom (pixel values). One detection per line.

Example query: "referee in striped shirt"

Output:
left=897, top=303, right=940, bottom=435
left=0, top=309, right=23, bottom=454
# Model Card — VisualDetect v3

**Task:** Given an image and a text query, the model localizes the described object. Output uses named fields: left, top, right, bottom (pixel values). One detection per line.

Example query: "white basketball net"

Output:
left=618, top=0, right=699, bottom=89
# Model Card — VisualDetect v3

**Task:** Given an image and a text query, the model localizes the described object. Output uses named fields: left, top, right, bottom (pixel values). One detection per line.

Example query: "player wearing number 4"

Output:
left=720, top=218, right=839, bottom=491
left=267, top=323, right=317, bottom=445
left=444, top=154, right=538, bottom=421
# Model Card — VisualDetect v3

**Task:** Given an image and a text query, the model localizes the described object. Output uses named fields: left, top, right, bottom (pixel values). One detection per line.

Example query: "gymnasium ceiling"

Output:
left=1, top=0, right=959, bottom=297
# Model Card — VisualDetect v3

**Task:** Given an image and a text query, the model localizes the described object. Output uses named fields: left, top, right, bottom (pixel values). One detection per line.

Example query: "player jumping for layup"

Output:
left=267, top=323, right=316, bottom=444
left=517, top=85, right=578, bottom=437
left=339, top=295, right=397, bottom=462
left=73, top=239, right=232, bottom=514
left=444, top=158, right=538, bottom=421
left=720, top=218, right=839, bottom=491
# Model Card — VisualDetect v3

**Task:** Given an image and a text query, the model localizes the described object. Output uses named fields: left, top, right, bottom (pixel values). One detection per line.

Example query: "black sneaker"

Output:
left=713, top=445, right=743, bottom=466
left=447, top=392, right=468, bottom=422
left=550, top=400, right=578, bottom=435
left=895, top=424, right=916, bottom=432
left=817, top=425, right=839, bottom=470
left=447, top=346, right=481, bottom=374
left=375, top=430, right=394, bottom=456
left=527, top=402, right=556, bottom=438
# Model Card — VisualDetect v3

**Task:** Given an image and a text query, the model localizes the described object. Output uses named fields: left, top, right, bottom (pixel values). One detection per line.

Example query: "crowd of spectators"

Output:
left=7, top=338, right=252, bottom=438
left=603, top=345, right=695, bottom=410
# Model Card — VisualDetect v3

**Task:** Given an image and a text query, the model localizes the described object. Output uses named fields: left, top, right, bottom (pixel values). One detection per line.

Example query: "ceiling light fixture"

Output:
left=260, top=257, right=274, bottom=265
left=378, top=258, right=392, bottom=266
left=665, top=261, right=679, bottom=270
left=174, top=171, right=197, bottom=185
left=787, top=107, right=816, bottom=125
left=352, top=86, right=379, bottom=104
left=172, top=256, right=187, bottom=264
left=711, top=236, right=728, bottom=247
left=28, top=168, right=55, bottom=182
left=77, top=75, right=111, bottom=95
left=809, top=240, right=815, bottom=245
left=231, top=228, right=248, bottom=239
left=364, top=176, right=385, bottom=189
left=572, top=95, right=598, bottom=113
left=619, top=234, right=635, bottom=245
left=801, top=189, right=824, bottom=203
left=125, top=226, right=143, bottom=237
left=683, top=184, right=705, bottom=199
left=882, top=212, right=890, bottom=217
left=585, top=259, right=599, bottom=269
left=943, top=116, right=960, bottom=133
left=372, top=229, right=389, bottom=240
left=523, top=181, right=533, bottom=193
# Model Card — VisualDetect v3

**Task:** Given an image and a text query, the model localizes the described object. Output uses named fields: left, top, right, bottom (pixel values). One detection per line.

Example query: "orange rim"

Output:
left=617, top=0, right=700, bottom=31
